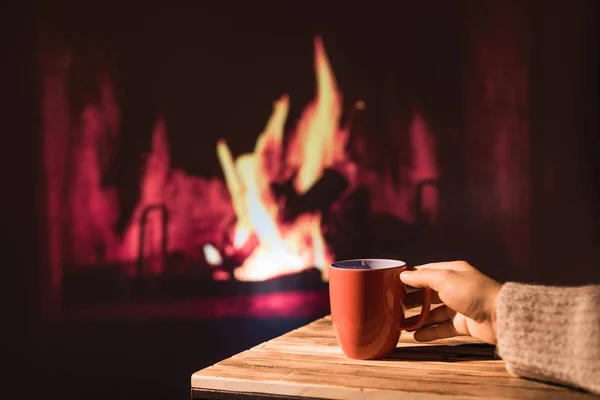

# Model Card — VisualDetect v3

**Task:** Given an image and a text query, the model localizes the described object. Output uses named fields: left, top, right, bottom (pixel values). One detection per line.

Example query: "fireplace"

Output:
left=42, top=0, right=588, bottom=320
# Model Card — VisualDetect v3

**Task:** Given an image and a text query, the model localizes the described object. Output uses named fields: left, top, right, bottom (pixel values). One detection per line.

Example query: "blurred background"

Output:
left=3, top=0, right=599, bottom=398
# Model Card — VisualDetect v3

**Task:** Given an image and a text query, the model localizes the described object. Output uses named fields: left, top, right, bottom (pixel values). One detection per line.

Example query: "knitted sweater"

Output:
left=496, top=282, right=600, bottom=394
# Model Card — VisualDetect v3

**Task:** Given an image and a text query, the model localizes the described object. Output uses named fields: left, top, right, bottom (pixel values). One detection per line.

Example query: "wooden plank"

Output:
left=192, top=316, right=597, bottom=399
left=218, top=355, right=535, bottom=386
left=192, top=366, right=591, bottom=400
left=233, top=349, right=510, bottom=375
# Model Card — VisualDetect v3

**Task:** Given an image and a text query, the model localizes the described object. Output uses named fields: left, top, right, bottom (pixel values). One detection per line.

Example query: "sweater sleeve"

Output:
left=495, top=282, right=600, bottom=394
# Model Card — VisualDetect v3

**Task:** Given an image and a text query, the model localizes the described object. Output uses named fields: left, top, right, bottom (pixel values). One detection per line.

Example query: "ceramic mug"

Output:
left=329, top=258, right=432, bottom=359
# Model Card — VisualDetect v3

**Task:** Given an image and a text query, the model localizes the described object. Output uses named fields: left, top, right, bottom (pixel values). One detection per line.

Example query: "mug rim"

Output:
left=330, top=258, right=407, bottom=270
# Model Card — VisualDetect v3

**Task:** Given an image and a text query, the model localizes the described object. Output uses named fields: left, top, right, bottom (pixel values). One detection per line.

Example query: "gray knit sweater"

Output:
left=496, top=282, right=600, bottom=394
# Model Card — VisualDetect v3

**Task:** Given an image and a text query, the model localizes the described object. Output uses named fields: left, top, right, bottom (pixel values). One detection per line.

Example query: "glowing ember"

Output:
left=203, top=244, right=223, bottom=266
left=216, top=37, right=347, bottom=282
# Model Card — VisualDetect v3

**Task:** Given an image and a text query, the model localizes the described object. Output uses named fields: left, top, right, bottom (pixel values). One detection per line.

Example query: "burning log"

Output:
left=272, top=167, right=349, bottom=222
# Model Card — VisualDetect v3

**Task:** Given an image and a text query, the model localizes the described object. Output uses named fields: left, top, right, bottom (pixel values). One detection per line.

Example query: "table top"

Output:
left=191, top=310, right=596, bottom=400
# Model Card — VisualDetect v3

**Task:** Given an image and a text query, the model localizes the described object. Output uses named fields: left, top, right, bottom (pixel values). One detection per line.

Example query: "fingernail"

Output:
left=400, top=271, right=413, bottom=280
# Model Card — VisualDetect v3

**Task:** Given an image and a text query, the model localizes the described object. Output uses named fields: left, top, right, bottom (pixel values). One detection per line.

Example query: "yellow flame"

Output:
left=216, top=37, right=343, bottom=281
left=289, top=37, right=343, bottom=194
left=217, top=139, right=250, bottom=235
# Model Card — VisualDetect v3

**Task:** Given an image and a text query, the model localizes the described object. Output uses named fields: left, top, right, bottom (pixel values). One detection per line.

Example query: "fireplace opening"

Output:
left=40, top=1, right=524, bottom=319
left=45, top=35, right=441, bottom=316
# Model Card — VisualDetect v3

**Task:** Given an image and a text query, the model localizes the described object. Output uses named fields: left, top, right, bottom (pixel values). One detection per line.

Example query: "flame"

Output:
left=217, top=37, right=346, bottom=281
left=203, top=244, right=223, bottom=266
left=288, top=37, right=346, bottom=194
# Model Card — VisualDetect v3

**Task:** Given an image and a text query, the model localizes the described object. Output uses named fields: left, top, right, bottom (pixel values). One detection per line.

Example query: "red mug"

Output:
left=329, top=258, right=432, bottom=359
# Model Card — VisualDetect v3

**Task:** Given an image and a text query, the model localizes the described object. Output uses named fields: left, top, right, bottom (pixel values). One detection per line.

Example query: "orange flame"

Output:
left=217, top=37, right=346, bottom=281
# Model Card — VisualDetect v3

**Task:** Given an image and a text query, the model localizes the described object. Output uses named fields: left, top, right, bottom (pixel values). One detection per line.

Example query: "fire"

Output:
left=216, top=37, right=347, bottom=281
left=46, top=34, right=439, bottom=286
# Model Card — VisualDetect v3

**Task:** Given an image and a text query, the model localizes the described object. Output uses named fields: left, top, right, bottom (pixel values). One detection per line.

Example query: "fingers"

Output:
left=401, top=262, right=472, bottom=299
left=400, top=268, right=453, bottom=293
left=413, top=320, right=461, bottom=342
left=404, top=305, right=455, bottom=331
left=411, top=261, right=472, bottom=272
left=423, top=305, right=455, bottom=328
left=404, top=290, right=442, bottom=309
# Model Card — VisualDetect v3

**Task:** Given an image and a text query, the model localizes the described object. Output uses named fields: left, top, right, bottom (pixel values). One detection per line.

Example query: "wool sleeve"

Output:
left=496, top=282, right=600, bottom=394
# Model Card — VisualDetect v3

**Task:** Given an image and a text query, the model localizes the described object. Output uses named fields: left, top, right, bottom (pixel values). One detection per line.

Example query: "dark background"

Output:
left=3, top=0, right=599, bottom=399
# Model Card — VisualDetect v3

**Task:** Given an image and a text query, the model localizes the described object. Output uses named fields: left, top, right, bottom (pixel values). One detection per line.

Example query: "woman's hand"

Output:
left=400, top=261, right=502, bottom=344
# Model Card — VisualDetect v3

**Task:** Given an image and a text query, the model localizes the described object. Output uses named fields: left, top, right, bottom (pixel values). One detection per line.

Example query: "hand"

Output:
left=400, top=261, right=502, bottom=344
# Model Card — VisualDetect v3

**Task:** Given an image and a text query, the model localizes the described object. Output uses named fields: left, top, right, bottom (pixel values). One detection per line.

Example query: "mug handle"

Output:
left=398, top=287, right=432, bottom=331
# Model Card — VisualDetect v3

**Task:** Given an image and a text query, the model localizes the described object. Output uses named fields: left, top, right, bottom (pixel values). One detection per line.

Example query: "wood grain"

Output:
left=192, top=312, right=596, bottom=399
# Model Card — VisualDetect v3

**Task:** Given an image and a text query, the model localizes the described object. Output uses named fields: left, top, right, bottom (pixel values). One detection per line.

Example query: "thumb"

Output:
left=400, top=268, right=452, bottom=293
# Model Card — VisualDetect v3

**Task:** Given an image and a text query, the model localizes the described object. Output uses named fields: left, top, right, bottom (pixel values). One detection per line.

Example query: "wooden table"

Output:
left=191, top=311, right=596, bottom=399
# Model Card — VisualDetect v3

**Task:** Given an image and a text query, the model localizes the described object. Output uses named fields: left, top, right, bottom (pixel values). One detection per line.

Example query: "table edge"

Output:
left=191, top=387, right=322, bottom=400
